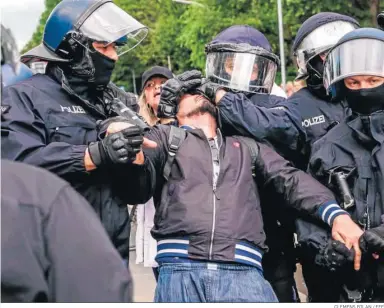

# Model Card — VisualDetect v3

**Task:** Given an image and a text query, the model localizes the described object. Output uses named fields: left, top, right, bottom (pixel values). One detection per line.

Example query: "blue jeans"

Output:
left=154, top=262, right=278, bottom=302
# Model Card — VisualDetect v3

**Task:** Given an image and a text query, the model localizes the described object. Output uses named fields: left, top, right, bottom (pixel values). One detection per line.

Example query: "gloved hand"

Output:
left=359, top=225, right=384, bottom=255
left=88, top=126, right=144, bottom=167
left=194, top=80, right=224, bottom=103
left=315, top=239, right=354, bottom=271
left=157, top=70, right=203, bottom=118
left=96, top=116, right=133, bottom=140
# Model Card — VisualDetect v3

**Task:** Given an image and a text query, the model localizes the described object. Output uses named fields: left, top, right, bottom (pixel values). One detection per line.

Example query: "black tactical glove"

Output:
left=315, top=240, right=354, bottom=271
left=194, top=80, right=225, bottom=103
left=88, top=126, right=143, bottom=167
left=157, top=70, right=203, bottom=118
left=359, top=225, right=384, bottom=254
left=96, top=116, right=133, bottom=140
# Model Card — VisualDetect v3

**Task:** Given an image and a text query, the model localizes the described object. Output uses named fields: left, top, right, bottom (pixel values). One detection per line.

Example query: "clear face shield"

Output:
left=205, top=45, right=279, bottom=93
left=295, top=21, right=358, bottom=78
left=323, top=38, right=384, bottom=93
left=77, top=2, right=148, bottom=56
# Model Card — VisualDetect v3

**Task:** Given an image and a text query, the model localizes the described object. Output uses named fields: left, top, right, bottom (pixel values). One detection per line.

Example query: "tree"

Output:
left=24, top=0, right=382, bottom=88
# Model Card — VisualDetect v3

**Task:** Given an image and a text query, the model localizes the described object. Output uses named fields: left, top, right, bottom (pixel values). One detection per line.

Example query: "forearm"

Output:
left=111, top=157, right=157, bottom=205
left=1, top=135, right=88, bottom=179
left=218, top=92, right=305, bottom=152
left=257, top=142, right=348, bottom=226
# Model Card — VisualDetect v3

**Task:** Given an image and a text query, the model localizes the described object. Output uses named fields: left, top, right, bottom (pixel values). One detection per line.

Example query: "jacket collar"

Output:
left=47, top=64, right=107, bottom=118
left=347, top=111, right=384, bottom=147
left=181, top=126, right=223, bottom=148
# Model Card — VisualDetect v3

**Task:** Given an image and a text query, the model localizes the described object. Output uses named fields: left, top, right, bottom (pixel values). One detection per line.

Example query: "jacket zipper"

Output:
left=362, top=178, right=371, bottom=230
left=209, top=183, right=217, bottom=259
left=208, top=137, right=221, bottom=260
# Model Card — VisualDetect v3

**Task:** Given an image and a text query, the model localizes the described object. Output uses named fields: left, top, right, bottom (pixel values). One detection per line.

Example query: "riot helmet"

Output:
left=292, top=13, right=359, bottom=97
left=324, top=28, right=384, bottom=114
left=205, top=25, right=280, bottom=94
left=20, top=0, right=147, bottom=91
left=22, top=0, right=148, bottom=64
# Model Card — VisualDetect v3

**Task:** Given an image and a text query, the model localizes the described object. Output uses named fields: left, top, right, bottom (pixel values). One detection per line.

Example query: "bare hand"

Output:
left=133, top=138, right=157, bottom=165
left=331, top=215, right=363, bottom=270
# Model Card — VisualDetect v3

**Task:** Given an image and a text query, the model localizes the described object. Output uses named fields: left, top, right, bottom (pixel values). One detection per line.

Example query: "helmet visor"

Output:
left=295, top=21, right=358, bottom=74
left=79, top=2, right=148, bottom=56
left=206, top=52, right=278, bottom=93
left=324, top=38, right=384, bottom=91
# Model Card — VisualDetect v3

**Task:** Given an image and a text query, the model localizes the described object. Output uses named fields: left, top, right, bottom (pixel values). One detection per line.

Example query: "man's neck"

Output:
left=180, top=113, right=217, bottom=138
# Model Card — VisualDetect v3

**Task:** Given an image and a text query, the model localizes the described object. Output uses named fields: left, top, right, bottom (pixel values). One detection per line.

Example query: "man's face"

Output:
left=224, top=56, right=259, bottom=81
left=177, top=94, right=216, bottom=123
left=144, top=76, right=168, bottom=114
left=92, top=42, right=118, bottom=61
left=344, top=75, right=384, bottom=90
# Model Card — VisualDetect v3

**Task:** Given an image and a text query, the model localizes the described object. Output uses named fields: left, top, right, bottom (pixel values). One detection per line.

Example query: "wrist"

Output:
left=84, top=148, right=97, bottom=171
left=215, top=89, right=227, bottom=104
left=318, top=201, right=349, bottom=226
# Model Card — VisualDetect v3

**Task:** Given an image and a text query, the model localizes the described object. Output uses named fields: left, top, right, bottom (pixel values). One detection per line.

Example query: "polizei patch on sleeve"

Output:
left=0, top=105, right=11, bottom=115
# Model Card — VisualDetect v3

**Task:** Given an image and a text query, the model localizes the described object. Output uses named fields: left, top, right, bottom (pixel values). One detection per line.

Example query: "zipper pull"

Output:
left=213, top=186, right=220, bottom=200
left=360, top=212, right=368, bottom=231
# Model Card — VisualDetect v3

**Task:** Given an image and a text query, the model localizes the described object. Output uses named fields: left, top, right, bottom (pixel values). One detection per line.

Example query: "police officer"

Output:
left=1, top=24, right=33, bottom=87
left=1, top=0, right=154, bottom=262
left=157, top=25, right=306, bottom=302
left=158, top=25, right=306, bottom=167
left=301, top=28, right=384, bottom=302
left=289, top=13, right=359, bottom=162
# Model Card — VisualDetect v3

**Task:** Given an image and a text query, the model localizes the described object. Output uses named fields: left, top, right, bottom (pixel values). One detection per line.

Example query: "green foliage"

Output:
left=25, top=0, right=382, bottom=90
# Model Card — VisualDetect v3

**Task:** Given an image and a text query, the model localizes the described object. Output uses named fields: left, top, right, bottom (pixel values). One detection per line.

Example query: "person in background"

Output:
left=293, top=79, right=306, bottom=93
left=136, top=65, right=174, bottom=279
left=138, top=66, right=174, bottom=125
left=284, top=81, right=295, bottom=97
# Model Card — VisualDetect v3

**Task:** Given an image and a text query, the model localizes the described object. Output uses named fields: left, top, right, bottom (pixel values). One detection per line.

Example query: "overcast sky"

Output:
left=1, top=0, right=45, bottom=51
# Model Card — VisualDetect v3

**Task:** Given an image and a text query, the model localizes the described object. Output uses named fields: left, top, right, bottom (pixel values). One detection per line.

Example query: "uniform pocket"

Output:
left=46, top=110, right=96, bottom=145
left=48, top=125, right=96, bottom=145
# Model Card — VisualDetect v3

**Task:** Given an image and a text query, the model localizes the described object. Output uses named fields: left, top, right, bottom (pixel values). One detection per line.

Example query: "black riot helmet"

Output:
left=292, top=13, right=359, bottom=98
left=205, top=25, right=280, bottom=94
left=324, top=28, right=384, bottom=114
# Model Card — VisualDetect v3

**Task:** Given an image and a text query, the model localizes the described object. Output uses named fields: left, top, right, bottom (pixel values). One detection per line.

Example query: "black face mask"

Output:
left=89, top=50, right=116, bottom=91
left=345, top=83, right=384, bottom=115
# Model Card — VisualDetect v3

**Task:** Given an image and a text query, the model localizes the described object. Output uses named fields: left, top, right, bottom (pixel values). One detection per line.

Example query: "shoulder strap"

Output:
left=234, top=136, right=259, bottom=177
left=163, top=126, right=187, bottom=181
